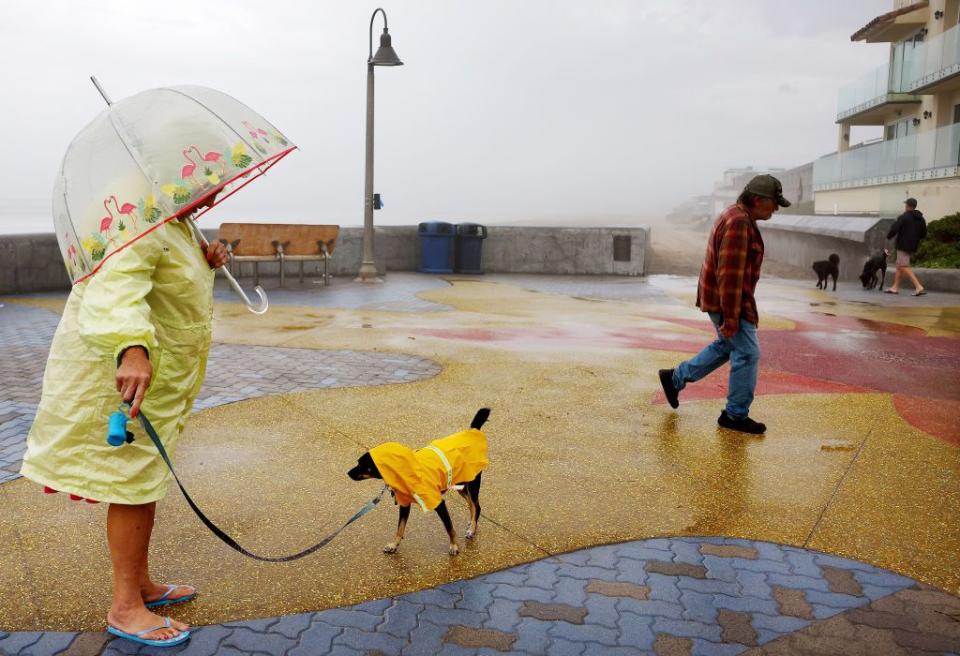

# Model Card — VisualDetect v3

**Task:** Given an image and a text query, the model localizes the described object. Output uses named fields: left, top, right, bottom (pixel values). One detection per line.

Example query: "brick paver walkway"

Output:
left=1, top=537, right=957, bottom=655
left=0, top=301, right=440, bottom=484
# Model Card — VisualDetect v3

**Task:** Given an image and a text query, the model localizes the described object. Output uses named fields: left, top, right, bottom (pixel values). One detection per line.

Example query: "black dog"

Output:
left=347, top=408, right=490, bottom=555
left=859, top=252, right=887, bottom=291
left=813, top=254, right=840, bottom=291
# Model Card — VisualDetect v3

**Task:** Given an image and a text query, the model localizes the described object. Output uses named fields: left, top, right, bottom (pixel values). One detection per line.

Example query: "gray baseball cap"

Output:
left=744, top=174, right=791, bottom=207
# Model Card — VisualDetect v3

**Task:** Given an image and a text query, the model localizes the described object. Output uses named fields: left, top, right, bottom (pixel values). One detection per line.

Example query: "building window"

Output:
left=885, top=124, right=897, bottom=140
left=953, top=104, right=960, bottom=124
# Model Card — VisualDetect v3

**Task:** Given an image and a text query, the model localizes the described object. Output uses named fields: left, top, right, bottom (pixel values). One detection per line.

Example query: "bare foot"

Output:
left=107, top=605, right=189, bottom=641
left=142, top=582, right=196, bottom=605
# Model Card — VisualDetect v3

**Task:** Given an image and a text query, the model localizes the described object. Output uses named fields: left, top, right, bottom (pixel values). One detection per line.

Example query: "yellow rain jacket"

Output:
left=20, top=221, right=214, bottom=504
left=369, top=428, right=488, bottom=512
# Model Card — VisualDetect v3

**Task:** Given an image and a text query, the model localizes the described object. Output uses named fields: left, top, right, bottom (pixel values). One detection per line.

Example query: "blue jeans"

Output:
left=672, top=312, right=760, bottom=420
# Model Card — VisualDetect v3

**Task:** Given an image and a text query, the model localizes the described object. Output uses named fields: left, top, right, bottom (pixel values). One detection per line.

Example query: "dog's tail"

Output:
left=471, top=408, right=491, bottom=430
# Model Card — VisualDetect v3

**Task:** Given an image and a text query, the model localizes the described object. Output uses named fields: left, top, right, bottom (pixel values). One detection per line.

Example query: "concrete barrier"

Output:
left=758, top=215, right=894, bottom=281
left=0, top=225, right=648, bottom=294
left=0, top=234, right=72, bottom=294
left=912, top=267, right=960, bottom=293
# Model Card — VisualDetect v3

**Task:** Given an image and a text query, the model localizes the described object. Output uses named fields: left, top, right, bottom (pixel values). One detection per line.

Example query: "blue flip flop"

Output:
left=145, top=584, right=197, bottom=608
left=106, top=616, right=190, bottom=648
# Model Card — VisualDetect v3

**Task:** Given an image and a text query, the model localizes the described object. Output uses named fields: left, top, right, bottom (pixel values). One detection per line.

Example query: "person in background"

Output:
left=884, top=197, right=927, bottom=296
left=657, top=175, right=790, bottom=435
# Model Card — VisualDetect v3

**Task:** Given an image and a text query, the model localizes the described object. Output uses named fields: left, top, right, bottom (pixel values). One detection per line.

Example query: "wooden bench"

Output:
left=217, top=223, right=340, bottom=287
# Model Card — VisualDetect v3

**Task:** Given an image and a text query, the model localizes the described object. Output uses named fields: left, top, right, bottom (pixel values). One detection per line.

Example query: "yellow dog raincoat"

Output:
left=20, top=221, right=214, bottom=505
left=369, top=428, right=488, bottom=512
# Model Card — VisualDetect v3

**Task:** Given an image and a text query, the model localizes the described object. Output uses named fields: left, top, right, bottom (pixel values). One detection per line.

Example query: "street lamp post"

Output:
left=356, top=7, right=403, bottom=283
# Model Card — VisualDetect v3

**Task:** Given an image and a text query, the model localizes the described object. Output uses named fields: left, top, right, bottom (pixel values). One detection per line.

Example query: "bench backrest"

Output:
left=218, top=223, right=339, bottom=256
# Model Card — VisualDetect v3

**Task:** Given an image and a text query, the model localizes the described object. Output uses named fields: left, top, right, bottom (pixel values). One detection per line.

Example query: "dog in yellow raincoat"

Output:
left=348, top=408, right=490, bottom=555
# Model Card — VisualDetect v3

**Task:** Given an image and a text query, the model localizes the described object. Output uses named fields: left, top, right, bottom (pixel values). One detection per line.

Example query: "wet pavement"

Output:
left=1, top=273, right=958, bottom=655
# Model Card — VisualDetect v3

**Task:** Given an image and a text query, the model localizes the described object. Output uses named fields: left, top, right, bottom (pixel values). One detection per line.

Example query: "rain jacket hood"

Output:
left=369, top=428, right=488, bottom=512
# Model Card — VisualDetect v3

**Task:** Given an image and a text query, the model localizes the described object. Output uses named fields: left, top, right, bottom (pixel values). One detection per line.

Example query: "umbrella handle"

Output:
left=220, top=266, right=270, bottom=315
left=185, top=217, right=270, bottom=315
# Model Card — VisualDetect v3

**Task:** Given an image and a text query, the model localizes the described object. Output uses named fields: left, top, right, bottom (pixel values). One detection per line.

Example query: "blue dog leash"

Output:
left=111, top=405, right=386, bottom=562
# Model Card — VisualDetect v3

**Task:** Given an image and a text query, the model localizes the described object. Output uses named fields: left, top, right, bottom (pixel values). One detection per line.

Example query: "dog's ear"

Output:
left=348, top=452, right=382, bottom=480
left=471, top=408, right=491, bottom=429
left=360, top=452, right=382, bottom=479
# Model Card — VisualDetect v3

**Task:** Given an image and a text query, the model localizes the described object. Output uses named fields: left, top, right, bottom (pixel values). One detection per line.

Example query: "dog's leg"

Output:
left=880, top=269, right=886, bottom=291
left=457, top=487, right=477, bottom=539
left=383, top=504, right=411, bottom=554
left=467, top=473, right=482, bottom=539
left=832, top=273, right=837, bottom=292
left=434, top=501, right=459, bottom=556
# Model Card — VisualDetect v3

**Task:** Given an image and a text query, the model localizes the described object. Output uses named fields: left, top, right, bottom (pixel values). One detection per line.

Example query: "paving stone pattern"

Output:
left=0, top=302, right=440, bottom=484
left=3, top=537, right=954, bottom=656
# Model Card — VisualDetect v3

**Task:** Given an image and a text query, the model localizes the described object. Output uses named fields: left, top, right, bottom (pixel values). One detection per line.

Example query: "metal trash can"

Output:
left=454, top=223, right=487, bottom=274
left=418, top=221, right=455, bottom=273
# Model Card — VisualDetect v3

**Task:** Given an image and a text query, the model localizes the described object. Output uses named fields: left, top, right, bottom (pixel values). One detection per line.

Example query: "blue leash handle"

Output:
left=134, top=410, right=385, bottom=562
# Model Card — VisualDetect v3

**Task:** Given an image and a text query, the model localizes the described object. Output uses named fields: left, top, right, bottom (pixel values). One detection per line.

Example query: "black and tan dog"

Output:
left=813, top=254, right=840, bottom=291
left=859, top=252, right=888, bottom=291
left=347, top=408, right=490, bottom=555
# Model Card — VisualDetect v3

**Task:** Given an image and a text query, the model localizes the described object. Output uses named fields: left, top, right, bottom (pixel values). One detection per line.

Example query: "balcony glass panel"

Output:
left=837, top=63, right=893, bottom=118
left=814, top=123, right=960, bottom=188
left=904, top=24, right=960, bottom=89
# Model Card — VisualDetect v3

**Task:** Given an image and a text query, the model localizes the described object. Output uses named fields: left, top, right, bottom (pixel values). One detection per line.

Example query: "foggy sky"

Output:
left=0, top=0, right=891, bottom=227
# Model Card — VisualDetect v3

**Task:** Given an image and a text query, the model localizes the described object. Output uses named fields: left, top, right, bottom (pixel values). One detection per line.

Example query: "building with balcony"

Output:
left=815, top=0, right=960, bottom=219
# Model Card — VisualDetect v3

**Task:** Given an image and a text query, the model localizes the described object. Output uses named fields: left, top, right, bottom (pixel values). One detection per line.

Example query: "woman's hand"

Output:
left=203, top=241, right=229, bottom=269
left=116, top=346, right=152, bottom=417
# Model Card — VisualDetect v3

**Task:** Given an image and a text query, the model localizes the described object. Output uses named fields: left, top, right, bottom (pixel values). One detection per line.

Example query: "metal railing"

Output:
left=814, top=122, right=960, bottom=188
left=837, top=63, right=893, bottom=118
left=904, top=22, right=960, bottom=90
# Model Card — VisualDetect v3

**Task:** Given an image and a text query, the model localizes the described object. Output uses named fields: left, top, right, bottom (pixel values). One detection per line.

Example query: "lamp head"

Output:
left=370, top=29, right=403, bottom=66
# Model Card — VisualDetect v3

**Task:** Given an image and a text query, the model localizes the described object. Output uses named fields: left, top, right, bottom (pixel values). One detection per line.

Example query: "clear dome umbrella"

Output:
left=53, top=77, right=298, bottom=314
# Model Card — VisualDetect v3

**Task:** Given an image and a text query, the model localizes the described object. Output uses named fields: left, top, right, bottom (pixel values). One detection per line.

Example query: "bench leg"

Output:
left=299, top=260, right=304, bottom=284
left=254, top=261, right=259, bottom=287
left=324, top=255, right=330, bottom=286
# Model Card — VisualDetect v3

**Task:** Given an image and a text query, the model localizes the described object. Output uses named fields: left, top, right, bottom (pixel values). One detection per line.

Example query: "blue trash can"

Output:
left=455, top=223, right=487, bottom=274
left=418, top=221, right=455, bottom=273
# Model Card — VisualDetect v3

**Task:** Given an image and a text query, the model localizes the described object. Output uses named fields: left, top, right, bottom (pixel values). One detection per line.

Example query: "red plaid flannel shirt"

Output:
left=696, top=203, right=764, bottom=325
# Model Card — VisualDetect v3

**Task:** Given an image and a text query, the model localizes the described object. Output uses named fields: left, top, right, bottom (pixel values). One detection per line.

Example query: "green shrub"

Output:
left=913, top=213, right=960, bottom=268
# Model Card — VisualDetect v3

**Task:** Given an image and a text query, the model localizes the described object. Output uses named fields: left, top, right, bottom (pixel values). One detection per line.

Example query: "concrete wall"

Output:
left=0, top=225, right=649, bottom=294
left=913, top=267, right=960, bottom=293
left=482, top=227, right=647, bottom=275
left=0, top=234, right=72, bottom=294
left=758, top=215, right=894, bottom=281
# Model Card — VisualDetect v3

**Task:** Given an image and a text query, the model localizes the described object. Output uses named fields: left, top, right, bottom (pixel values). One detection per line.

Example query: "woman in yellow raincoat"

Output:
left=20, top=205, right=227, bottom=645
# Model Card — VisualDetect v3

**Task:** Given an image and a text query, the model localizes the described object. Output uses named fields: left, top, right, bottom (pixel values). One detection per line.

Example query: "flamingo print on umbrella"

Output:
left=109, top=195, right=139, bottom=231
left=242, top=120, right=270, bottom=143
left=189, top=145, right=225, bottom=183
left=242, top=120, right=270, bottom=154
left=64, top=241, right=81, bottom=278
left=99, top=201, right=114, bottom=238
left=181, top=148, right=204, bottom=187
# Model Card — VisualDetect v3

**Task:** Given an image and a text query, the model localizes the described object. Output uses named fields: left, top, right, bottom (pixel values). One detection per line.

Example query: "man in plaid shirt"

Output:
left=658, top=175, right=790, bottom=434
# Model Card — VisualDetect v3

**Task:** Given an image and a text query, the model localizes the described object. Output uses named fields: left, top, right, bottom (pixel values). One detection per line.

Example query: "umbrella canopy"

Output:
left=54, top=84, right=296, bottom=284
